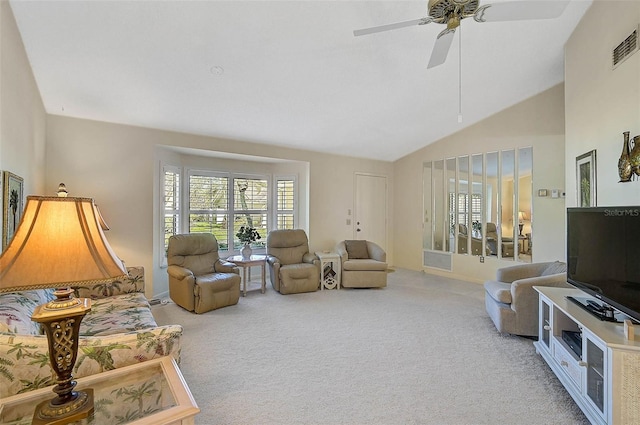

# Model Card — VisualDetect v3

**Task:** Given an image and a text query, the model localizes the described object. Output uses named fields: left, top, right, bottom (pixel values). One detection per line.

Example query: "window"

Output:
left=162, top=166, right=180, bottom=253
left=456, top=193, right=482, bottom=230
left=233, top=177, right=268, bottom=249
left=189, top=174, right=229, bottom=249
left=276, top=178, right=296, bottom=229
left=161, top=167, right=297, bottom=257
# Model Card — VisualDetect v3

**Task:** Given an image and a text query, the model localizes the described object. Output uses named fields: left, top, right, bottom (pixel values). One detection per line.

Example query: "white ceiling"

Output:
left=10, top=0, right=592, bottom=162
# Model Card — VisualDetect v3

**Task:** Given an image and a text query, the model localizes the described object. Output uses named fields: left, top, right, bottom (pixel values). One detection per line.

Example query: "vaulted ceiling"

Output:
left=10, top=0, right=592, bottom=161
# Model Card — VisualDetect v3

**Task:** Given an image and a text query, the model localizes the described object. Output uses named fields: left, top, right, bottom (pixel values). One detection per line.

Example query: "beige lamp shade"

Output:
left=0, top=196, right=127, bottom=292
left=95, top=204, right=110, bottom=231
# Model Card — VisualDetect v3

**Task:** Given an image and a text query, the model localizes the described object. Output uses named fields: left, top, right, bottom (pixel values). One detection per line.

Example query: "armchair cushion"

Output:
left=267, top=229, right=311, bottom=265
left=345, top=240, right=369, bottom=259
left=542, top=261, right=567, bottom=276
left=342, top=259, right=388, bottom=272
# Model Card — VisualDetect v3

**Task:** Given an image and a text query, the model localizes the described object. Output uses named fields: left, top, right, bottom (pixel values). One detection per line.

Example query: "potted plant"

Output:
left=236, top=226, right=261, bottom=259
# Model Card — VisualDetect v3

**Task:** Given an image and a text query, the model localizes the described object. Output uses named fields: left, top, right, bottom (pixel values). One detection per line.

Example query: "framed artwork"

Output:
left=576, top=150, right=597, bottom=207
left=2, top=171, right=24, bottom=250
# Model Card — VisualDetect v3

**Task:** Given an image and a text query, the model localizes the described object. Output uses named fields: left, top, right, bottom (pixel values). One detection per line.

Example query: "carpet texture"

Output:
left=152, top=268, right=588, bottom=425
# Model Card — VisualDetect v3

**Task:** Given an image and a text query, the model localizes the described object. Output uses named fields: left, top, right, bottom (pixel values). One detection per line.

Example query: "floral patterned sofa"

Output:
left=0, top=266, right=183, bottom=399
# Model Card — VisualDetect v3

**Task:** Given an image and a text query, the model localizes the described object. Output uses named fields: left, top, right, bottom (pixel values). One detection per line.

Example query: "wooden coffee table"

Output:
left=227, top=254, right=267, bottom=296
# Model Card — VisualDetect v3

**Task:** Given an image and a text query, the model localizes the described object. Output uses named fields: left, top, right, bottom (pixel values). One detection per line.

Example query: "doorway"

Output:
left=354, top=173, right=387, bottom=250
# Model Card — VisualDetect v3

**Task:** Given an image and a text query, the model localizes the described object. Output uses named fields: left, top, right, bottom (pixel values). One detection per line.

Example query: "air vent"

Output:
left=423, top=250, right=452, bottom=271
left=613, top=26, right=639, bottom=69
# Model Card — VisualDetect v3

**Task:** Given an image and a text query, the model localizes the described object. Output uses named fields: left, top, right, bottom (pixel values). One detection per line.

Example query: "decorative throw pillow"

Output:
left=345, top=240, right=369, bottom=259
left=541, top=261, right=567, bottom=276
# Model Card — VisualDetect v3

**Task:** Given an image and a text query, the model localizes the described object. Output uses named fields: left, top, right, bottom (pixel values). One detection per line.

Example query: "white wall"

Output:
left=565, top=0, right=640, bottom=208
left=0, top=2, right=46, bottom=198
left=393, top=84, right=567, bottom=283
left=45, top=115, right=394, bottom=296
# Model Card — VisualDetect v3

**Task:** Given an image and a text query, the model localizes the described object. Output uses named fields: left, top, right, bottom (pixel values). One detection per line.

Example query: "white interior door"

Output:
left=355, top=173, right=387, bottom=249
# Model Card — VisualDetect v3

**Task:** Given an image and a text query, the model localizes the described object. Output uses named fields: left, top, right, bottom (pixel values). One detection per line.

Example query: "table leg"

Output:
left=261, top=263, right=266, bottom=293
left=242, top=266, right=247, bottom=297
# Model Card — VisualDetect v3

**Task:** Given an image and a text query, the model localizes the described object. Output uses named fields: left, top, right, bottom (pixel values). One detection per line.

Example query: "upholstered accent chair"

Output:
left=336, top=240, right=387, bottom=288
left=457, top=224, right=485, bottom=255
left=484, top=261, right=570, bottom=336
left=167, top=233, right=241, bottom=313
left=485, top=222, right=514, bottom=258
left=266, top=229, right=320, bottom=294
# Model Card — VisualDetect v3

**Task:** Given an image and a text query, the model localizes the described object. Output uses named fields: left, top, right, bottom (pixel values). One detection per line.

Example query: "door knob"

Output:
left=356, top=228, right=361, bottom=232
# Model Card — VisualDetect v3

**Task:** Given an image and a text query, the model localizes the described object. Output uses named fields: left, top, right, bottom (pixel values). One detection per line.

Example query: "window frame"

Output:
left=274, top=175, right=297, bottom=230
left=161, top=164, right=181, bottom=264
left=160, top=166, right=298, bottom=261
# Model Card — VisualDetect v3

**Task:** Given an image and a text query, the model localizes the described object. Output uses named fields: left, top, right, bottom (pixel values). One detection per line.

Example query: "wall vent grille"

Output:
left=423, top=250, right=452, bottom=271
left=613, top=26, right=639, bottom=69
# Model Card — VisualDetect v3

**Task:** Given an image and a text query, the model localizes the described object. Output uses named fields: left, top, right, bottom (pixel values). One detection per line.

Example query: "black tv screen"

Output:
left=567, top=206, right=640, bottom=323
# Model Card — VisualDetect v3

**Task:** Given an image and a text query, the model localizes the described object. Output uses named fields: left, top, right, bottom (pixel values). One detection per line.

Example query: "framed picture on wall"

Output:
left=2, top=171, right=24, bottom=250
left=576, top=150, right=597, bottom=207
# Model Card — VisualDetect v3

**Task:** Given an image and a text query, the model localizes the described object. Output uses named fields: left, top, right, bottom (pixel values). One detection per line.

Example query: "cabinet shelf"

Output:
left=590, top=365, right=604, bottom=379
left=534, top=286, right=640, bottom=425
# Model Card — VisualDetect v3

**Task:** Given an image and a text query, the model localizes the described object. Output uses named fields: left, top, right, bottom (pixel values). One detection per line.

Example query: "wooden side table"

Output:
left=315, top=251, right=341, bottom=290
left=0, top=357, right=199, bottom=425
left=227, top=254, right=267, bottom=296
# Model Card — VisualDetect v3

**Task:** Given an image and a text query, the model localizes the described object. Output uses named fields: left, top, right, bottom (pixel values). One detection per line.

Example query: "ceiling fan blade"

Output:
left=474, top=1, right=570, bottom=23
left=427, top=29, right=455, bottom=69
left=353, top=17, right=432, bottom=37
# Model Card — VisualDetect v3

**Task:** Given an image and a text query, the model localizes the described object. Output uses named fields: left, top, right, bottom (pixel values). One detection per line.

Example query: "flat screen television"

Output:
left=567, top=206, right=640, bottom=323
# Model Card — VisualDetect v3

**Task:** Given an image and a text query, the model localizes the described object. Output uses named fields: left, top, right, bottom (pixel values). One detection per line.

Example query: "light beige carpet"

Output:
left=152, top=268, right=588, bottom=425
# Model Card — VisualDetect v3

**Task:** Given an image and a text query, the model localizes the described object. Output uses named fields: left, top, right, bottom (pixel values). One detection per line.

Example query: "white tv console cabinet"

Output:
left=533, top=286, right=640, bottom=425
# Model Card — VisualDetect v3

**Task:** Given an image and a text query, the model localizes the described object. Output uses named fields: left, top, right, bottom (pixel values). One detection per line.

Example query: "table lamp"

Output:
left=518, top=211, right=525, bottom=236
left=0, top=188, right=127, bottom=424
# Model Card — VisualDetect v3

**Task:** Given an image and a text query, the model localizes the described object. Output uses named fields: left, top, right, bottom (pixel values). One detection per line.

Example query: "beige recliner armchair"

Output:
left=266, top=229, right=319, bottom=294
left=167, top=233, right=241, bottom=313
left=485, top=222, right=514, bottom=257
left=484, top=261, right=570, bottom=336
left=457, top=224, right=485, bottom=255
left=336, top=240, right=387, bottom=288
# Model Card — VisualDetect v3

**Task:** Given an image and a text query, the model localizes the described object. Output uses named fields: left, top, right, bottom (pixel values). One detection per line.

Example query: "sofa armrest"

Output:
left=335, top=241, right=348, bottom=263
left=511, top=273, right=569, bottom=313
left=75, top=266, right=146, bottom=299
left=167, top=265, right=194, bottom=280
left=302, top=252, right=319, bottom=266
left=496, top=262, right=554, bottom=283
left=266, top=255, right=281, bottom=292
left=0, top=324, right=183, bottom=399
left=366, top=242, right=387, bottom=263
left=214, top=260, right=240, bottom=275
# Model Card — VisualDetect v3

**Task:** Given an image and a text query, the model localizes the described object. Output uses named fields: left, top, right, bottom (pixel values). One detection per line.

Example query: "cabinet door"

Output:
left=583, top=330, right=606, bottom=418
left=539, top=296, right=552, bottom=352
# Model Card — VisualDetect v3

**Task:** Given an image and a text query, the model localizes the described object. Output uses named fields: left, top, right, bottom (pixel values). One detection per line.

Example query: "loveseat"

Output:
left=0, top=266, right=183, bottom=398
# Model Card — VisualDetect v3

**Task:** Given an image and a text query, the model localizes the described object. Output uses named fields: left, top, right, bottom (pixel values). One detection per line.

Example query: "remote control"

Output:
left=587, top=299, right=603, bottom=311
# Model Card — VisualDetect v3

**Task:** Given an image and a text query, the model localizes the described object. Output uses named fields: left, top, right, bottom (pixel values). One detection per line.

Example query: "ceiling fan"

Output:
left=354, top=0, right=570, bottom=69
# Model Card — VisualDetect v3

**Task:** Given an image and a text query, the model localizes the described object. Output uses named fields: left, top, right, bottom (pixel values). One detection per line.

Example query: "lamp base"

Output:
left=32, top=388, right=94, bottom=425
